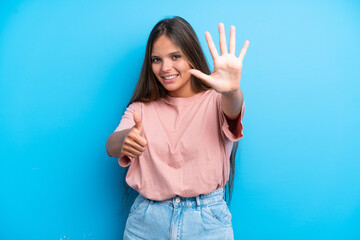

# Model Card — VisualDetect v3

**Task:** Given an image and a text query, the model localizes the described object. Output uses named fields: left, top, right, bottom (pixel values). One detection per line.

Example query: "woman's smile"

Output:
left=162, top=74, right=179, bottom=83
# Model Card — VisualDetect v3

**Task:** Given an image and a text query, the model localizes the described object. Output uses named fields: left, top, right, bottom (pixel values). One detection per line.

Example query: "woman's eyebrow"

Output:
left=151, top=51, right=181, bottom=58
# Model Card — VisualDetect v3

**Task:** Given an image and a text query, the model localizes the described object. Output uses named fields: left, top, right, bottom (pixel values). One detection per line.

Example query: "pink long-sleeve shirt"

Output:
left=115, top=89, right=245, bottom=201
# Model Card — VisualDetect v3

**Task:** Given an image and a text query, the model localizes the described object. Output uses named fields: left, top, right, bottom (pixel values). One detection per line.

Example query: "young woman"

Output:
left=106, top=16, right=249, bottom=240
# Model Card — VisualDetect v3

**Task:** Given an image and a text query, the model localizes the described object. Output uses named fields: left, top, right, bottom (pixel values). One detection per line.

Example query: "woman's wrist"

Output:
left=221, top=88, right=243, bottom=120
left=221, top=88, right=241, bottom=98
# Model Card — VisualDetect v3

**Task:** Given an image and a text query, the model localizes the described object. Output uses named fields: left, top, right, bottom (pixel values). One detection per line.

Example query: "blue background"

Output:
left=1, top=0, right=360, bottom=239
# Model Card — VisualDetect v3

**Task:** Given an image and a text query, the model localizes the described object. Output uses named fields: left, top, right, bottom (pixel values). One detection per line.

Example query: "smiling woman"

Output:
left=106, top=16, right=249, bottom=240
left=151, top=35, right=194, bottom=97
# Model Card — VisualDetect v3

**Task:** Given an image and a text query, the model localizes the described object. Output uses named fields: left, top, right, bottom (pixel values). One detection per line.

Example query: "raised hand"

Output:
left=121, top=110, right=148, bottom=158
left=188, top=23, right=249, bottom=95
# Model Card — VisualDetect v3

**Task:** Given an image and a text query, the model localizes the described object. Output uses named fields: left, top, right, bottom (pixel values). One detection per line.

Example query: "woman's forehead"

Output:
left=151, top=35, right=181, bottom=55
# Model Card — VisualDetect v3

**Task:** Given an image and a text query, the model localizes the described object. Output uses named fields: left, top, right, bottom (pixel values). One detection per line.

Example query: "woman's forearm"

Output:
left=221, top=88, right=244, bottom=120
left=106, top=128, right=131, bottom=158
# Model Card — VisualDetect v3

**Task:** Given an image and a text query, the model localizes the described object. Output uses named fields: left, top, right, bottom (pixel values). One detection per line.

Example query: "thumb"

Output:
left=188, top=69, right=213, bottom=86
left=133, top=110, right=143, bottom=135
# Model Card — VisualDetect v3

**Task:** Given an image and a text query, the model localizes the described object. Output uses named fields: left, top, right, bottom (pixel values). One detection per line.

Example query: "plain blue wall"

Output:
left=1, top=0, right=359, bottom=239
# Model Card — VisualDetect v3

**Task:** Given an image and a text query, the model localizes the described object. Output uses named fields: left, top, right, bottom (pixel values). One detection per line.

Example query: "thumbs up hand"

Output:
left=121, top=110, right=148, bottom=158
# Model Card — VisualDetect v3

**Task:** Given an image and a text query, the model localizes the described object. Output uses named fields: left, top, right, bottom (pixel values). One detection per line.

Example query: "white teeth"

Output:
left=163, top=75, right=178, bottom=80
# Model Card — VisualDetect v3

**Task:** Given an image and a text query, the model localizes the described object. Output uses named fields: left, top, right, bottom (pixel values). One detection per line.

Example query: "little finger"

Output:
left=238, top=40, right=250, bottom=62
left=122, top=145, right=143, bottom=157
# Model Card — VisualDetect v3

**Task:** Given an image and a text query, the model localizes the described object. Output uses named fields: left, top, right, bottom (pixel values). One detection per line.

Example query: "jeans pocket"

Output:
left=128, top=194, right=148, bottom=217
left=203, top=201, right=232, bottom=227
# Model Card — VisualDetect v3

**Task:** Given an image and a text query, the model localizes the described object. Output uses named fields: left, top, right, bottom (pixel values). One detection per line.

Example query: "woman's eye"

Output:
left=172, top=55, right=181, bottom=60
left=151, top=58, right=160, bottom=63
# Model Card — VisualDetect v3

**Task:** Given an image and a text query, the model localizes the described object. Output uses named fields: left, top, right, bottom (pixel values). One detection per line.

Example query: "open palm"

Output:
left=189, top=23, right=249, bottom=94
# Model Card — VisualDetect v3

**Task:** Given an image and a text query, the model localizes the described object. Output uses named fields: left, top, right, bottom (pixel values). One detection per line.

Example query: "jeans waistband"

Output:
left=149, top=187, right=225, bottom=210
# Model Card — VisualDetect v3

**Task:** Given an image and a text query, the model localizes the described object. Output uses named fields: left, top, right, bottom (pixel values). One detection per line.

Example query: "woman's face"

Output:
left=151, top=35, right=195, bottom=98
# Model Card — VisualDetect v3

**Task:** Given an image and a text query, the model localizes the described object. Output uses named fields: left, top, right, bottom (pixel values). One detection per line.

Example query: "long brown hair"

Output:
left=121, top=16, right=239, bottom=209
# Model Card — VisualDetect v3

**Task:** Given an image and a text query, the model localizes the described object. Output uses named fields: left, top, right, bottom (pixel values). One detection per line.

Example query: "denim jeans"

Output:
left=123, top=187, right=234, bottom=240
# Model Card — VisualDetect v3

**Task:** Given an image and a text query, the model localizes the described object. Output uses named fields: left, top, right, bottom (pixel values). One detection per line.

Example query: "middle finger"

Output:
left=127, top=140, right=146, bottom=152
left=229, top=25, right=236, bottom=55
left=219, top=23, right=228, bottom=55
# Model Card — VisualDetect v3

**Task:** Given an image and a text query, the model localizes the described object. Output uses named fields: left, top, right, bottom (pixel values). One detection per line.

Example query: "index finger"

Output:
left=133, top=133, right=147, bottom=147
left=205, top=31, right=219, bottom=60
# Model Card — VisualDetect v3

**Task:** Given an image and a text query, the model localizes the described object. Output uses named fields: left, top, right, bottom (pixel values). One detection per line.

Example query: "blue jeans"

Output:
left=123, top=187, right=234, bottom=240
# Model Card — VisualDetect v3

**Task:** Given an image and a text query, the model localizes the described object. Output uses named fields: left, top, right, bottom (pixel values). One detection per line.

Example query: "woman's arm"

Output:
left=221, top=88, right=244, bottom=120
left=188, top=23, right=249, bottom=118
left=106, top=129, right=131, bottom=158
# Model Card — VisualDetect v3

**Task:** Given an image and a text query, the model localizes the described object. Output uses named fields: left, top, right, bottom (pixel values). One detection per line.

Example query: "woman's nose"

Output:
left=161, top=60, right=172, bottom=72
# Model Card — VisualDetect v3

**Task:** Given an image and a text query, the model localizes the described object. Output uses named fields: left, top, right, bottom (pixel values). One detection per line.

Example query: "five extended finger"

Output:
left=229, top=25, right=236, bottom=55
left=188, top=69, right=213, bottom=86
left=219, top=23, right=227, bottom=55
left=205, top=32, right=219, bottom=60
left=238, top=40, right=250, bottom=62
